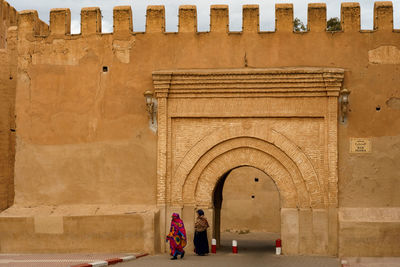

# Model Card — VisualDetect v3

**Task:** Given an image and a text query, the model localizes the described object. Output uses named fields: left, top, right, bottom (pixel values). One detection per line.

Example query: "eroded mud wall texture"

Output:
left=0, top=0, right=17, bottom=211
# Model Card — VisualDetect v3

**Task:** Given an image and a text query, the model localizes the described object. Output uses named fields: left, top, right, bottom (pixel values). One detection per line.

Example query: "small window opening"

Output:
left=376, top=106, right=381, bottom=111
left=251, top=195, right=255, bottom=199
left=254, top=178, right=259, bottom=182
left=102, top=66, right=108, bottom=72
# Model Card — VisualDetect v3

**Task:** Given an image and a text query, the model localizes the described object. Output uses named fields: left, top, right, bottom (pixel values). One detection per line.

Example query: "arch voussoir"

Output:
left=193, top=147, right=298, bottom=208
left=179, top=137, right=308, bottom=208
left=174, top=125, right=325, bottom=208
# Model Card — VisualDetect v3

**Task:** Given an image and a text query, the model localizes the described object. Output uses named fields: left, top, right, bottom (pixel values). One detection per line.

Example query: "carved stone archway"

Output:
left=153, top=68, right=344, bottom=255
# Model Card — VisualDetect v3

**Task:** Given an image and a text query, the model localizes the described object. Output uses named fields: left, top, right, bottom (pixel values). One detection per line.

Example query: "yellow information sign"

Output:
left=350, top=138, right=372, bottom=153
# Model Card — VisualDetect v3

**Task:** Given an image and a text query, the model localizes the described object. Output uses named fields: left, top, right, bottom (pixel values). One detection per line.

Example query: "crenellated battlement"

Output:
left=146, top=5, right=165, bottom=33
left=210, top=5, right=228, bottom=33
left=374, top=1, right=393, bottom=31
left=0, top=0, right=17, bottom=25
left=308, top=3, right=326, bottom=32
left=81, top=7, right=101, bottom=35
left=15, top=2, right=400, bottom=39
left=341, top=3, right=361, bottom=32
left=114, top=6, right=132, bottom=34
left=50, top=8, right=70, bottom=35
left=178, top=5, right=197, bottom=33
left=18, top=10, right=49, bottom=36
left=0, top=0, right=18, bottom=48
left=275, top=4, right=294, bottom=32
left=242, top=5, right=259, bottom=32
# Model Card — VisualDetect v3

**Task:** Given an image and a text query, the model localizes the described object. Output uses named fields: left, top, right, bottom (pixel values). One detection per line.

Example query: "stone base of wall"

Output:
left=339, top=208, right=400, bottom=257
left=0, top=205, right=160, bottom=253
left=165, top=205, right=338, bottom=256
left=281, top=207, right=338, bottom=256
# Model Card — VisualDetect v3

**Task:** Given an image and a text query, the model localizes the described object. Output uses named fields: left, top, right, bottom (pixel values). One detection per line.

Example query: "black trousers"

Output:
left=194, top=230, right=209, bottom=255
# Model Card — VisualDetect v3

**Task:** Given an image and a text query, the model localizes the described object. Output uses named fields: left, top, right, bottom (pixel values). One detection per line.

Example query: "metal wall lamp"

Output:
left=144, top=90, right=155, bottom=124
left=340, top=88, right=351, bottom=123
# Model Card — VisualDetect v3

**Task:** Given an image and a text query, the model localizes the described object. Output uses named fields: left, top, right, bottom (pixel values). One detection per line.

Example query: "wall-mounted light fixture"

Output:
left=144, top=90, right=155, bottom=124
left=340, top=88, right=351, bottom=123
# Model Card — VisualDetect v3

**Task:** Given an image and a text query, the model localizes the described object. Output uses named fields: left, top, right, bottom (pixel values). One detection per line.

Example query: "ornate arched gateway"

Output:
left=153, top=68, right=344, bottom=255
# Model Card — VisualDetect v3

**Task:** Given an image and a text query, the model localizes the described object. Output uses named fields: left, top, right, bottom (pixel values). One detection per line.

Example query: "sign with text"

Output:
left=350, top=138, right=372, bottom=153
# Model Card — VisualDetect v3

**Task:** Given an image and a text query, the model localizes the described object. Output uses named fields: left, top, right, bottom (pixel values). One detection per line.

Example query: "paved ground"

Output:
left=119, top=232, right=341, bottom=267
left=0, top=233, right=398, bottom=267
left=0, top=253, right=135, bottom=266
left=341, top=257, right=400, bottom=267
left=120, top=252, right=340, bottom=267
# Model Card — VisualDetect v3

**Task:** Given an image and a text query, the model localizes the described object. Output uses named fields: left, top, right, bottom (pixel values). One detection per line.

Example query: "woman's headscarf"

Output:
left=194, top=210, right=209, bottom=232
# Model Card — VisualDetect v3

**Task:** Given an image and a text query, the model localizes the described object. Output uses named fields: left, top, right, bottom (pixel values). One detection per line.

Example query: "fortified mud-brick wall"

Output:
left=0, top=0, right=17, bottom=211
left=0, top=0, right=17, bottom=48
left=1, top=1, right=399, bottom=256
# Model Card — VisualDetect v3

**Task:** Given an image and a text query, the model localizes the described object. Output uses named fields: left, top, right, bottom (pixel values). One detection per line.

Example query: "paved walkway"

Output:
left=119, top=232, right=340, bottom=267
left=0, top=253, right=136, bottom=266
left=0, top=232, right=398, bottom=267
left=118, top=253, right=340, bottom=267
left=341, top=257, right=400, bottom=267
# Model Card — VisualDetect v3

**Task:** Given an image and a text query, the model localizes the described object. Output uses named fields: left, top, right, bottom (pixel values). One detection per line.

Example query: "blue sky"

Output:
left=7, top=0, right=400, bottom=33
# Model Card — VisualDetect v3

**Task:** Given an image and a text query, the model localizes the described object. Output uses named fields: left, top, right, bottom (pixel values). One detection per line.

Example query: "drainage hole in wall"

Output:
left=251, top=195, right=255, bottom=199
left=254, top=178, right=259, bottom=182
left=376, top=106, right=381, bottom=111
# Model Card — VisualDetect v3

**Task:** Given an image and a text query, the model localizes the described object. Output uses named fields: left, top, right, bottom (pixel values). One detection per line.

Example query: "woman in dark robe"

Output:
left=193, top=209, right=210, bottom=256
left=166, top=213, right=187, bottom=260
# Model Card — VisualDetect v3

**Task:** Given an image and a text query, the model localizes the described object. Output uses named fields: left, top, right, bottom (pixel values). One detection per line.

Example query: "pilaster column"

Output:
left=153, top=72, right=171, bottom=253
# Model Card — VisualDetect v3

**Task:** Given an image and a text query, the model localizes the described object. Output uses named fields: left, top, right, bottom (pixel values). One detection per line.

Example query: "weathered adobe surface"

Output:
left=0, top=0, right=17, bottom=48
left=0, top=0, right=17, bottom=211
left=0, top=2, right=399, bottom=256
left=13, top=2, right=400, bottom=206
